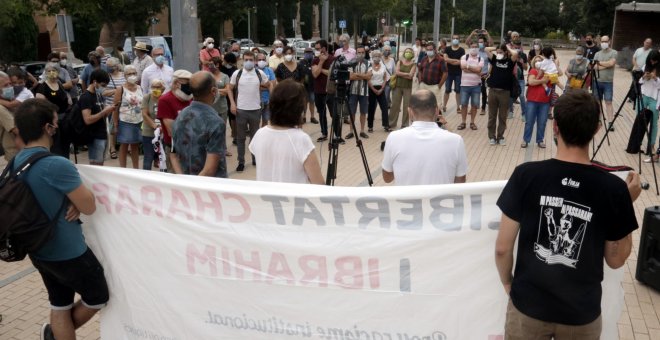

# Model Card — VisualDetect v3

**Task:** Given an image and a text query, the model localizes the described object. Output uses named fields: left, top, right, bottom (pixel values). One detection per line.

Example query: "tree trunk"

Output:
left=353, top=13, right=358, bottom=48
left=312, top=4, right=320, bottom=39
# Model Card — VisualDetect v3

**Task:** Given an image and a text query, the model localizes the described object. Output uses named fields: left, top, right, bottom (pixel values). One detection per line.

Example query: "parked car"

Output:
left=239, top=39, right=255, bottom=48
left=122, top=36, right=173, bottom=67
left=293, top=40, right=314, bottom=59
left=18, top=61, right=46, bottom=78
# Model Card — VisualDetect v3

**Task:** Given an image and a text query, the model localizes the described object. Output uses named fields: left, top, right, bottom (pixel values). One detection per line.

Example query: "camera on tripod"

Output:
left=330, top=55, right=358, bottom=98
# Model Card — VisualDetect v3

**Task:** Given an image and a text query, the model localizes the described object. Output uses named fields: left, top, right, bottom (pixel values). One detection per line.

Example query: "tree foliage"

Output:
left=0, top=0, right=38, bottom=62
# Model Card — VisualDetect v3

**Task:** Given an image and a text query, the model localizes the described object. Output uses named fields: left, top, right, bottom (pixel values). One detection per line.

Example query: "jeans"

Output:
left=349, top=94, right=368, bottom=115
left=142, top=135, right=156, bottom=170
left=509, top=79, right=528, bottom=116
left=314, top=93, right=335, bottom=137
left=368, top=86, right=389, bottom=129
left=460, top=85, right=481, bottom=108
left=524, top=101, right=550, bottom=143
left=481, top=78, right=488, bottom=110
left=236, top=109, right=261, bottom=165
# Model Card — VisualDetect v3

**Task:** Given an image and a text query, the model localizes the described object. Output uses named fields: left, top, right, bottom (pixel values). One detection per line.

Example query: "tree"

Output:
left=0, top=0, right=38, bottom=62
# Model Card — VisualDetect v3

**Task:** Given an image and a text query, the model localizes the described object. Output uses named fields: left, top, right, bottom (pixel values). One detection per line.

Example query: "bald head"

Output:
left=409, top=90, right=438, bottom=120
left=190, top=71, right=215, bottom=103
left=95, top=46, right=105, bottom=56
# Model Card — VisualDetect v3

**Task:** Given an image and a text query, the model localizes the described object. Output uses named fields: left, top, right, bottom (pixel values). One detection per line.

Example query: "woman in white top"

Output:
left=249, top=79, right=324, bottom=184
left=640, top=51, right=660, bottom=163
left=105, top=57, right=126, bottom=159
left=367, top=50, right=390, bottom=132
left=112, top=65, right=143, bottom=169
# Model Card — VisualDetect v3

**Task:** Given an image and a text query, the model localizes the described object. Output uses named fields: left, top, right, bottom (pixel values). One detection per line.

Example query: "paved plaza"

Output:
left=1, top=50, right=660, bottom=339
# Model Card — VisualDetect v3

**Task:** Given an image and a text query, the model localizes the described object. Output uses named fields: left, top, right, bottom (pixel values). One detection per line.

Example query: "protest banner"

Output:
left=77, top=165, right=623, bottom=340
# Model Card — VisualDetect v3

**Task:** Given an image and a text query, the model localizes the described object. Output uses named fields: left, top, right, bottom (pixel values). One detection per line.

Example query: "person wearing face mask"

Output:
left=156, top=69, right=193, bottom=172
left=35, top=63, right=73, bottom=158
left=101, top=57, right=125, bottom=159
left=141, top=79, right=166, bottom=170
left=564, top=46, right=589, bottom=93
left=367, top=50, right=390, bottom=133
left=508, top=40, right=529, bottom=120
left=382, top=45, right=396, bottom=107
left=417, top=42, right=448, bottom=120
left=334, top=34, right=356, bottom=61
left=345, top=46, right=372, bottom=139
left=269, top=40, right=286, bottom=69
left=228, top=51, right=271, bottom=172
left=466, top=30, right=494, bottom=116
left=41, top=52, right=73, bottom=91
left=275, top=46, right=303, bottom=82
left=458, top=42, right=485, bottom=131
left=131, top=42, right=154, bottom=85
left=80, top=69, right=116, bottom=165
left=200, top=37, right=221, bottom=72
left=390, top=47, right=417, bottom=129
left=528, top=39, right=543, bottom=60
left=0, top=68, right=34, bottom=111
left=312, top=40, right=336, bottom=142
left=59, top=52, right=80, bottom=101
left=141, top=47, right=174, bottom=95
left=210, top=57, right=232, bottom=144
left=221, top=52, right=239, bottom=143
left=582, top=33, right=600, bottom=61
left=256, top=52, right=277, bottom=127
left=593, top=35, right=618, bottom=131
left=171, top=71, right=227, bottom=177
left=522, top=56, right=552, bottom=149
left=299, top=47, right=318, bottom=124
left=443, top=35, right=466, bottom=114
left=111, top=65, right=143, bottom=169
left=80, top=51, right=108, bottom=89
left=0, top=71, right=19, bottom=161
left=484, top=44, right=519, bottom=146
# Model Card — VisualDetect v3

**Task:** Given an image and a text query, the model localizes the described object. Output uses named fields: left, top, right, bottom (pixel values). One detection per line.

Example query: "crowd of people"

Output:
left=0, top=30, right=655, bottom=340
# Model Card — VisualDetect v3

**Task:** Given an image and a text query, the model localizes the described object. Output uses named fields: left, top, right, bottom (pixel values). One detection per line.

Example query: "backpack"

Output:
left=0, top=152, right=68, bottom=262
left=233, top=68, right=264, bottom=100
left=64, top=96, right=95, bottom=146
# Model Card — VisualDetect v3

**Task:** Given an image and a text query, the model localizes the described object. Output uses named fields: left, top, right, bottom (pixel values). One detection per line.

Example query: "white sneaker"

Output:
left=499, top=138, right=507, bottom=146
left=489, top=138, right=497, bottom=145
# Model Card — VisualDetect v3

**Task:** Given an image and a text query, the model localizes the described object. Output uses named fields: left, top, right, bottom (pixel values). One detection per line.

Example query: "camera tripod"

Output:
left=590, top=69, right=658, bottom=195
left=325, top=90, right=373, bottom=186
left=582, top=62, right=610, bottom=154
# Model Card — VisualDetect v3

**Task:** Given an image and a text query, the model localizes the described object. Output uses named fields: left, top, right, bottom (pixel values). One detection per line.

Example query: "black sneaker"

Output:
left=338, top=138, right=346, bottom=144
left=41, top=323, right=55, bottom=340
left=345, top=133, right=354, bottom=139
left=252, top=156, right=256, bottom=166
left=236, top=164, right=245, bottom=172
left=608, top=123, right=615, bottom=132
left=316, top=135, right=327, bottom=142
left=232, top=139, right=237, bottom=145
left=359, top=132, right=369, bottom=138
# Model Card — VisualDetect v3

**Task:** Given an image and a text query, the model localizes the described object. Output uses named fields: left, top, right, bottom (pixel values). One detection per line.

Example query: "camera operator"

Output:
left=593, top=36, right=618, bottom=131
left=312, top=40, right=335, bottom=142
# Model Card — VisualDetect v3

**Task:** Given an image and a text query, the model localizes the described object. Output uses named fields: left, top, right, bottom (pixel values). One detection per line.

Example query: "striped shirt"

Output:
left=105, top=73, right=126, bottom=107
left=350, top=60, right=370, bottom=96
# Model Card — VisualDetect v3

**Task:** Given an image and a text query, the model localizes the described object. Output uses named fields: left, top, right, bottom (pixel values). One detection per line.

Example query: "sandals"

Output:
left=110, top=150, right=118, bottom=159
left=470, top=123, right=478, bottom=130
left=457, top=123, right=466, bottom=130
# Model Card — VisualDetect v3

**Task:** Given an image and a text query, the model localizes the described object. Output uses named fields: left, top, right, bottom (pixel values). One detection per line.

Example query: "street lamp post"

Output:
left=412, top=0, right=417, bottom=43
left=482, top=0, right=487, bottom=29
left=501, top=0, right=507, bottom=43
left=451, top=0, right=455, bottom=37
left=433, top=0, right=440, bottom=44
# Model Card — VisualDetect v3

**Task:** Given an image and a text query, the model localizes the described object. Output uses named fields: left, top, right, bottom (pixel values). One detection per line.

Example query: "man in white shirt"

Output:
left=632, top=38, right=653, bottom=72
left=382, top=89, right=468, bottom=185
left=334, top=34, right=356, bottom=61
left=141, top=47, right=174, bottom=94
left=229, top=51, right=271, bottom=172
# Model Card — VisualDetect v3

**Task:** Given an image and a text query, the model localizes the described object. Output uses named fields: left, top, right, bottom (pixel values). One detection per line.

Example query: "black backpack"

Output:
left=0, top=152, right=68, bottom=262
left=64, top=98, right=94, bottom=146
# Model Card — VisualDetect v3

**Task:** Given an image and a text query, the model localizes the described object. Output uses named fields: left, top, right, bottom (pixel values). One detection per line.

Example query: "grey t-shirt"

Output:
left=594, top=49, right=618, bottom=83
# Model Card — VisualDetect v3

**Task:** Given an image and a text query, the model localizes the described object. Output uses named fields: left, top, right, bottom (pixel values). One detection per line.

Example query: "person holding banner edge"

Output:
left=495, top=90, right=640, bottom=339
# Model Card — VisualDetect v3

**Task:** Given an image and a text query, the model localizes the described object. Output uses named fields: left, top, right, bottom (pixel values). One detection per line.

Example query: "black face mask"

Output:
left=13, top=85, right=24, bottom=94
left=180, top=83, right=192, bottom=95
left=586, top=40, right=593, bottom=45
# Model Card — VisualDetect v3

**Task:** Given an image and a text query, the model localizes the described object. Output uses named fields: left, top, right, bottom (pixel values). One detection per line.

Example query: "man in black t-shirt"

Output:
left=79, top=69, right=115, bottom=166
left=443, top=35, right=465, bottom=114
left=485, top=44, right=518, bottom=146
left=583, top=33, right=601, bottom=61
left=495, top=90, right=640, bottom=339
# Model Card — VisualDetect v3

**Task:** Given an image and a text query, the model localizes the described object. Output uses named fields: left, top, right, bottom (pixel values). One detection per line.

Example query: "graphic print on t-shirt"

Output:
left=535, top=195, right=593, bottom=268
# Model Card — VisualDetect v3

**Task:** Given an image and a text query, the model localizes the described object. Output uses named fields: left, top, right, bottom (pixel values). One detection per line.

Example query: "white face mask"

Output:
left=59, top=59, right=67, bottom=66
left=469, top=48, right=478, bottom=56
left=257, top=60, right=268, bottom=69
left=314, top=50, right=321, bottom=57
left=284, top=55, right=294, bottom=62
left=243, top=60, right=255, bottom=70
left=533, top=44, right=540, bottom=50
left=496, top=53, right=505, bottom=60
left=127, top=75, right=138, bottom=84
left=535, top=61, right=542, bottom=69
left=601, top=42, right=609, bottom=49
left=207, top=43, right=214, bottom=49
left=426, top=50, right=435, bottom=57
left=275, top=47, right=283, bottom=55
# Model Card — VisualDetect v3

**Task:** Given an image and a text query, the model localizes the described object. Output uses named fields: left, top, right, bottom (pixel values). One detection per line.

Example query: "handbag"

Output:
left=569, top=76, right=584, bottom=89
left=389, top=74, right=397, bottom=89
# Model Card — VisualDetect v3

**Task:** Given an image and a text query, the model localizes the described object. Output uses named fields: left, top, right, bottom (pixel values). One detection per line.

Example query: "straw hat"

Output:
left=133, top=42, right=149, bottom=52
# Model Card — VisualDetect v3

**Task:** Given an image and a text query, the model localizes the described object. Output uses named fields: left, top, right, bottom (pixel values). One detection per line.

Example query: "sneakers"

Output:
left=236, top=164, right=245, bottom=172
left=521, top=142, right=528, bottom=148
left=310, top=117, right=319, bottom=124
left=359, top=132, right=369, bottom=138
left=489, top=138, right=497, bottom=146
left=498, top=138, right=507, bottom=146
left=41, top=323, right=55, bottom=340
left=338, top=138, right=346, bottom=145
left=316, top=135, right=328, bottom=142
left=345, top=132, right=354, bottom=139
left=368, top=128, right=373, bottom=133
left=480, top=109, right=486, bottom=115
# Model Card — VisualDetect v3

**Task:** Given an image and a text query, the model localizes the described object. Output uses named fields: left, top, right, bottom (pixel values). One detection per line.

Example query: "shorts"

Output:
left=88, top=138, right=107, bottom=163
left=30, top=248, right=109, bottom=310
left=460, top=85, right=481, bottom=108
left=307, top=90, right=315, bottom=104
left=595, top=81, right=613, bottom=102
left=349, top=95, right=368, bottom=115
left=116, top=120, right=142, bottom=144
left=445, top=73, right=462, bottom=93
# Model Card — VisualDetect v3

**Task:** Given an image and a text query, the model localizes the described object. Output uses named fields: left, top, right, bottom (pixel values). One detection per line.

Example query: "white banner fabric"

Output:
left=77, top=165, right=623, bottom=340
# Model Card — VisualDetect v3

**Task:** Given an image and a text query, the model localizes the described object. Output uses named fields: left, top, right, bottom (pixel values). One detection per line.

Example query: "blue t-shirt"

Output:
left=14, top=147, right=86, bottom=261
left=260, top=67, right=276, bottom=103
left=80, top=64, right=109, bottom=88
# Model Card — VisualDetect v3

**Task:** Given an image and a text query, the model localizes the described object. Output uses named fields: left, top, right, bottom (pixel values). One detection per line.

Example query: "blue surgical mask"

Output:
left=244, top=61, right=255, bottom=70
left=96, top=86, right=106, bottom=94
left=576, top=55, right=584, bottom=61
left=452, top=39, right=460, bottom=46
left=154, top=56, right=165, bottom=65
left=427, top=50, right=435, bottom=57
left=478, top=43, right=484, bottom=49
left=1, top=87, right=14, bottom=100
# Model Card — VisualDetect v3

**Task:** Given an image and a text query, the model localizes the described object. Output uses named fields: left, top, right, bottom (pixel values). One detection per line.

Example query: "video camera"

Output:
left=329, top=55, right=357, bottom=98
